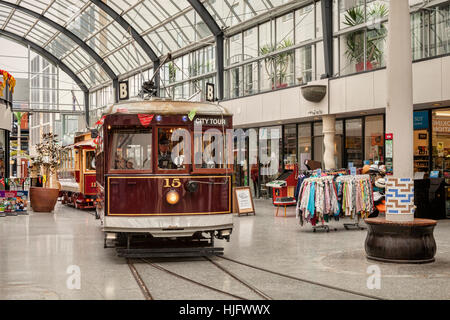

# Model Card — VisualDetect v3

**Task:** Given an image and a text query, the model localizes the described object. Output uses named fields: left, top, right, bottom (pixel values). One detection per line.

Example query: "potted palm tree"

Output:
left=29, top=133, right=62, bottom=212
left=260, top=39, right=294, bottom=89
left=343, top=3, right=388, bottom=72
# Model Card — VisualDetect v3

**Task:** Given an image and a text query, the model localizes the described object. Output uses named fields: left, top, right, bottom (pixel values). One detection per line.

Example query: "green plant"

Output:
left=343, top=3, right=388, bottom=68
left=260, top=39, right=294, bottom=87
left=34, top=133, right=62, bottom=188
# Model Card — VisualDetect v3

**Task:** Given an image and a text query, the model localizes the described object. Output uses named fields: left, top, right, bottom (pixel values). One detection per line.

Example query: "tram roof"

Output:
left=103, top=98, right=232, bottom=117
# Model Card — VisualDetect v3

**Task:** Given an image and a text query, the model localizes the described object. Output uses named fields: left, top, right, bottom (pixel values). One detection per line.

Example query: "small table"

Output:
left=274, top=197, right=297, bottom=217
left=364, top=217, right=437, bottom=264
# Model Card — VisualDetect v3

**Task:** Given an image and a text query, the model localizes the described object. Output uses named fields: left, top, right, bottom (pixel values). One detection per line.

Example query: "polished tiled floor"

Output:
left=0, top=200, right=449, bottom=300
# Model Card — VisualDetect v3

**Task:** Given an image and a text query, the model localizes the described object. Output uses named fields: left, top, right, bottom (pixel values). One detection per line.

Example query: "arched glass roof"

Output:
left=0, top=0, right=298, bottom=90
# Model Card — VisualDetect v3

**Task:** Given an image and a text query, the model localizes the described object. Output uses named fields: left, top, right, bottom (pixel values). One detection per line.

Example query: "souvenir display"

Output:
left=0, top=191, right=28, bottom=215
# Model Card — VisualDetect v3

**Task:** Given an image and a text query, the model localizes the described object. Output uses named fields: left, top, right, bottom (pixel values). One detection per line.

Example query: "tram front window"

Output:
left=110, top=129, right=152, bottom=171
left=158, top=128, right=186, bottom=170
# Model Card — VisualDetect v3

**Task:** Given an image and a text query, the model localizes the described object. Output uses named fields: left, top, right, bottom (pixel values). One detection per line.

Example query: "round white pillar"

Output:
left=385, top=0, right=414, bottom=222
left=322, top=115, right=336, bottom=170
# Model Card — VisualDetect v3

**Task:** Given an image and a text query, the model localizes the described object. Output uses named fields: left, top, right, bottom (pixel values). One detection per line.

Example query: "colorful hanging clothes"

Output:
left=297, top=174, right=374, bottom=226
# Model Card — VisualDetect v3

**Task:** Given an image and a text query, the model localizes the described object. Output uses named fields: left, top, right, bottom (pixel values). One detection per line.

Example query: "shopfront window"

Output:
left=313, top=122, right=323, bottom=166
left=414, top=110, right=430, bottom=174
left=335, top=120, right=344, bottom=169
left=110, top=129, right=152, bottom=171
left=298, top=123, right=312, bottom=170
left=249, top=129, right=259, bottom=198
left=233, top=131, right=248, bottom=187
left=259, top=126, right=282, bottom=191
left=365, top=115, right=384, bottom=164
left=345, top=118, right=363, bottom=168
left=432, top=109, right=450, bottom=175
left=283, top=124, right=297, bottom=170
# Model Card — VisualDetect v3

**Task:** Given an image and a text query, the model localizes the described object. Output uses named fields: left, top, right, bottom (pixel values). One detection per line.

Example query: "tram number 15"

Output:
left=163, top=178, right=181, bottom=188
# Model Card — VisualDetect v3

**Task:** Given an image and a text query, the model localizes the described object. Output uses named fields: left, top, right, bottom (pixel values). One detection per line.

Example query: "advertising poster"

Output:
left=0, top=191, right=28, bottom=215
left=16, top=191, right=28, bottom=212
left=0, top=192, right=5, bottom=217
left=4, top=191, right=17, bottom=215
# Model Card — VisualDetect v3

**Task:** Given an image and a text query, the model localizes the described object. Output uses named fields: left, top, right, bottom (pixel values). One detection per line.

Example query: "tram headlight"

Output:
left=166, top=190, right=180, bottom=205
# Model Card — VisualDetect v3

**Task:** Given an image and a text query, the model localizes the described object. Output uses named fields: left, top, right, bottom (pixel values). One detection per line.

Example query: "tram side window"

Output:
left=85, top=151, right=96, bottom=172
left=110, top=129, right=152, bottom=171
left=68, top=149, right=75, bottom=170
left=194, top=131, right=230, bottom=169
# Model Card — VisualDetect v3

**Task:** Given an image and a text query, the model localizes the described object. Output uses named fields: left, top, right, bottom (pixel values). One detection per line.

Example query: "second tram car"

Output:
left=59, top=132, right=97, bottom=210
left=95, top=99, right=234, bottom=247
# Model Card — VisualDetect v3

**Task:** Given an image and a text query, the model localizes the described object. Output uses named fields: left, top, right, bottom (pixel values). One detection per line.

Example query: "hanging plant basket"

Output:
left=301, top=85, right=327, bottom=103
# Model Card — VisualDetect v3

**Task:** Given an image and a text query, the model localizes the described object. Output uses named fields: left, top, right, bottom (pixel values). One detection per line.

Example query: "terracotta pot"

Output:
left=30, top=187, right=59, bottom=212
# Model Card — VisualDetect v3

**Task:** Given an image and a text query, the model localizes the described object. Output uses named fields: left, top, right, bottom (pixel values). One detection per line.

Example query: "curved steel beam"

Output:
left=187, top=0, right=222, bottom=36
left=0, top=0, right=117, bottom=82
left=187, top=0, right=224, bottom=100
left=0, top=30, right=88, bottom=93
left=89, top=0, right=160, bottom=95
left=0, top=29, right=90, bottom=124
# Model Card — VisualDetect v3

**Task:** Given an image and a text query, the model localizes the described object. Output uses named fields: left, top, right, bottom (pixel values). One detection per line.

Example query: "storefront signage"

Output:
left=432, top=118, right=450, bottom=133
left=194, top=117, right=227, bottom=126
left=385, top=133, right=393, bottom=175
left=414, top=111, right=429, bottom=130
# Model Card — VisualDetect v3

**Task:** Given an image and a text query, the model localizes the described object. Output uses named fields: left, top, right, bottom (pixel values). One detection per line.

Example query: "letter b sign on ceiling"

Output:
left=119, top=81, right=129, bottom=101
left=206, top=82, right=215, bottom=102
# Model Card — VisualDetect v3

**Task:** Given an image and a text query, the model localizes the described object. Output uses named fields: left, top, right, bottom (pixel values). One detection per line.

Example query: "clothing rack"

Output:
left=312, top=220, right=338, bottom=233
left=296, top=173, right=373, bottom=232
left=343, top=214, right=366, bottom=230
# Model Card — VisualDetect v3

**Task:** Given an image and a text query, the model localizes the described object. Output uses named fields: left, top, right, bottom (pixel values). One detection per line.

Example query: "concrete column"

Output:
left=322, top=114, right=336, bottom=170
left=385, top=0, right=414, bottom=222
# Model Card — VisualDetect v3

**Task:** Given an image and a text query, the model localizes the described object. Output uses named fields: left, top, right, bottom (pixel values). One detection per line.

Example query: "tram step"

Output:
left=116, top=247, right=224, bottom=258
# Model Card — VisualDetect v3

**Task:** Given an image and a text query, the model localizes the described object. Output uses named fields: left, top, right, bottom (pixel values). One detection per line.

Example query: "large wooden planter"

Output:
left=364, top=218, right=437, bottom=264
left=30, top=187, right=59, bottom=212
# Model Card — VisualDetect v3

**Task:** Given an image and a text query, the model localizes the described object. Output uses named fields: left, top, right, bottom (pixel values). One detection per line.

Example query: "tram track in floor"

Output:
left=126, top=257, right=272, bottom=300
left=127, top=255, right=386, bottom=300
left=214, top=255, right=387, bottom=301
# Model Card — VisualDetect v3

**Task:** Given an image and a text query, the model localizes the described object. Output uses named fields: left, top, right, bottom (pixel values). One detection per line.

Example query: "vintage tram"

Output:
left=95, top=99, right=233, bottom=248
left=58, top=132, right=97, bottom=210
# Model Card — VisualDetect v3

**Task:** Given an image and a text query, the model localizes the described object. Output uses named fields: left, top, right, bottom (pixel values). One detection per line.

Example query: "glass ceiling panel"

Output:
left=0, top=0, right=300, bottom=89
left=19, top=0, right=53, bottom=13
left=45, top=0, right=86, bottom=26
left=204, top=0, right=288, bottom=29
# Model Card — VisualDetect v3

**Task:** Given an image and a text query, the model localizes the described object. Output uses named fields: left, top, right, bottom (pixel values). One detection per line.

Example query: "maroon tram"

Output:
left=58, top=132, right=97, bottom=209
left=95, top=99, right=233, bottom=247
